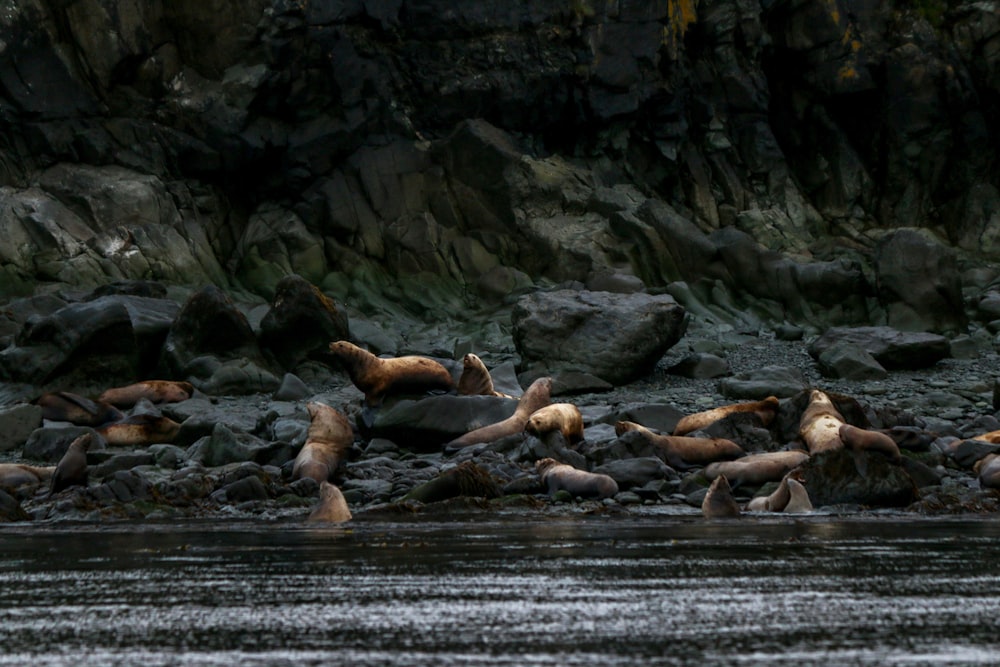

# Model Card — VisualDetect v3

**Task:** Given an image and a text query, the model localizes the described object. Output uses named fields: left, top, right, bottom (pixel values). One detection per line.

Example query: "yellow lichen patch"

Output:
left=838, top=64, right=858, bottom=81
left=663, top=0, right=698, bottom=60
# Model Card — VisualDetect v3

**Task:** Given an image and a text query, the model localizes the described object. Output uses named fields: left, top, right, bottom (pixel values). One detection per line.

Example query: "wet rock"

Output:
left=512, top=433, right=585, bottom=469
left=512, top=289, right=686, bottom=386
left=798, top=449, right=918, bottom=508
left=0, top=489, right=29, bottom=522
left=215, top=476, right=270, bottom=504
left=666, top=353, right=731, bottom=379
left=718, top=365, right=808, bottom=399
left=368, top=394, right=517, bottom=451
left=592, top=457, right=676, bottom=490
left=100, top=470, right=152, bottom=503
left=273, top=373, right=312, bottom=401
left=816, top=341, right=888, bottom=381
left=22, top=427, right=105, bottom=463
left=808, top=326, right=950, bottom=370
left=257, top=275, right=349, bottom=370
left=187, top=423, right=279, bottom=467
left=0, top=403, right=42, bottom=452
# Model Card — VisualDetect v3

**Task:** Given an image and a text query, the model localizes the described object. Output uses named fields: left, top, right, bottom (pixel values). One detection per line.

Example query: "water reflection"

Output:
left=2, top=514, right=1000, bottom=666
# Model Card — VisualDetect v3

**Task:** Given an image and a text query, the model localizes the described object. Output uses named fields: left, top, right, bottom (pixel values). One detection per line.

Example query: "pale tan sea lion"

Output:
left=525, top=403, right=584, bottom=444
left=783, top=478, right=813, bottom=513
left=674, top=396, right=780, bottom=436
left=50, top=433, right=93, bottom=495
left=967, top=429, right=1000, bottom=444
left=798, top=389, right=846, bottom=454
left=292, top=402, right=354, bottom=484
left=34, top=391, right=122, bottom=427
left=328, top=340, right=455, bottom=406
left=616, top=420, right=745, bottom=469
left=457, top=353, right=511, bottom=398
left=704, top=450, right=809, bottom=488
left=0, top=464, right=56, bottom=492
left=974, top=454, right=1000, bottom=489
left=445, top=377, right=553, bottom=450
left=306, top=481, right=352, bottom=523
left=97, top=380, right=195, bottom=408
left=97, top=414, right=181, bottom=445
left=535, top=458, right=618, bottom=499
left=702, top=475, right=741, bottom=518
left=746, top=472, right=812, bottom=513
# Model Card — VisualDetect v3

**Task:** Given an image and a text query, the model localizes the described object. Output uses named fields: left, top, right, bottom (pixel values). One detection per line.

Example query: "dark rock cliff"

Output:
left=1, top=0, right=998, bottom=333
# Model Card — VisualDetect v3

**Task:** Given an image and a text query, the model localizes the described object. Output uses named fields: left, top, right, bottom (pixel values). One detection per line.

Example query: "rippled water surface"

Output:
left=3, top=513, right=1000, bottom=666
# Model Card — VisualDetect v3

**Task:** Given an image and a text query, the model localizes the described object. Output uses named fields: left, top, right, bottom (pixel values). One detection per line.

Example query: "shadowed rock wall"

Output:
left=1, top=0, right=998, bottom=332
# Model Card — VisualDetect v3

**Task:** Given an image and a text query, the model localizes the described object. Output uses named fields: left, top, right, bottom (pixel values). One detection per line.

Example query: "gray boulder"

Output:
left=592, top=457, right=676, bottom=490
left=718, top=365, right=808, bottom=399
left=512, top=289, right=686, bottom=385
left=816, top=341, right=888, bottom=381
left=808, top=326, right=950, bottom=370
left=798, top=449, right=918, bottom=508
left=368, top=394, right=518, bottom=451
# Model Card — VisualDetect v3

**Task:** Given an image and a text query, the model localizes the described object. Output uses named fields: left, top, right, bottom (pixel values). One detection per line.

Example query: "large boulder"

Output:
left=257, top=274, right=350, bottom=370
left=798, top=449, right=919, bottom=508
left=808, top=326, right=950, bottom=371
left=512, top=289, right=686, bottom=385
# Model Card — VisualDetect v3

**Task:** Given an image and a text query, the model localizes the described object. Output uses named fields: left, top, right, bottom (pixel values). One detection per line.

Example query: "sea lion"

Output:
left=535, top=458, right=618, bottom=499
left=704, top=450, right=809, bottom=488
left=328, top=340, right=455, bottom=406
left=839, top=423, right=902, bottom=463
left=97, top=414, right=181, bottom=446
left=616, top=420, right=745, bottom=469
left=444, top=377, right=553, bottom=450
left=702, top=475, right=741, bottom=518
left=457, top=353, right=510, bottom=398
left=674, top=396, right=780, bottom=436
left=746, top=472, right=812, bottom=513
left=967, top=429, right=1000, bottom=445
left=798, top=389, right=847, bottom=454
left=306, top=481, right=352, bottom=523
left=97, top=380, right=195, bottom=408
left=974, top=454, right=1000, bottom=489
left=0, top=464, right=55, bottom=492
left=50, top=433, right=93, bottom=495
left=34, top=391, right=122, bottom=427
left=525, top=403, right=584, bottom=444
left=292, top=402, right=354, bottom=484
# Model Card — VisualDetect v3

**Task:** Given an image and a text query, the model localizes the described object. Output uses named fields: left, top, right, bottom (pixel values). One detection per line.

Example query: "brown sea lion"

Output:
left=798, top=389, right=846, bottom=454
left=306, top=481, right=352, bottom=523
left=967, top=429, right=1000, bottom=444
left=444, top=377, right=553, bottom=450
left=535, top=458, right=618, bottom=499
left=97, top=414, right=181, bottom=446
left=616, top=420, right=745, bottom=469
left=839, top=423, right=902, bottom=463
left=292, top=402, right=354, bottom=484
left=704, top=450, right=809, bottom=488
left=702, top=475, right=741, bottom=518
left=746, top=472, right=812, bottom=513
left=974, top=454, right=1000, bottom=489
left=34, top=391, right=122, bottom=427
left=97, top=380, right=195, bottom=408
left=457, top=353, right=511, bottom=398
left=674, top=396, right=780, bottom=436
left=328, top=340, right=455, bottom=406
left=0, top=464, right=56, bottom=492
left=50, top=433, right=93, bottom=495
left=525, top=403, right=584, bottom=444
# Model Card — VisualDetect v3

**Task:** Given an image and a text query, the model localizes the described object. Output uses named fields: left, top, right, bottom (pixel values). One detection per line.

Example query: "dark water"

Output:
left=2, top=512, right=1000, bottom=666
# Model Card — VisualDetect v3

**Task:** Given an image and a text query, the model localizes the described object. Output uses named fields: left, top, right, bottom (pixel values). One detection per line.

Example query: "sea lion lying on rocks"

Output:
left=0, top=463, right=55, bottom=492
left=35, top=391, right=122, bottom=426
left=615, top=421, right=745, bottom=469
left=674, top=396, right=780, bottom=436
left=445, top=377, right=553, bottom=451
left=292, top=402, right=354, bottom=484
left=97, top=414, right=182, bottom=446
left=799, top=389, right=847, bottom=454
left=535, top=458, right=618, bottom=499
left=704, top=450, right=809, bottom=488
left=98, top=380, right=195, bottom=408
left=525, top=403, right=584, bottom=444
left=328, top=340, right=454, bottom=406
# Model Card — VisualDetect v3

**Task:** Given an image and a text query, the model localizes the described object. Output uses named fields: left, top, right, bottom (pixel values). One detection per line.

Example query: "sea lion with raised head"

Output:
left=0, top=464, right=56, bottom=492
left=702, top=475, right=741, bottom=518
left=616, top=420, right=745, bottom=469
left=97, top=380, right=195, bottom=408
left=704, top=450, right=809, bottom=488
left=328, top=340, right=455, bottom=406
left=34, top=391, right=122, bottom=427
left=674, top=396, right=780, bottom=436
left=307, top=481, right=352, bottom=523
left=535, top=458, right=618, bottom=499
left=798, top=389, right=847, bottom=454
left=746, top=472, right=812, bottom=513
left=50, top=433, right=94, bottom=495
left=97, top=414, right=182, bottom=446
left=292, top=402, right=354, bottom=484
left=457, top=353, right=511, bottom=398
left=525, top=403, right=584, bottom=444
left=444, top=377, right=553, bottom=450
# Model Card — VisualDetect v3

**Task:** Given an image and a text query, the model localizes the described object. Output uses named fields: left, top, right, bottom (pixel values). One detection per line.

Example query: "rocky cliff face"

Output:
left=1, top=0, right=998, bottom=334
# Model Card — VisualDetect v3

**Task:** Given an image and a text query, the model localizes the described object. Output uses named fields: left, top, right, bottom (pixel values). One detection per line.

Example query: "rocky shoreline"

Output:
left=3, top=277, right=1000, bottom=525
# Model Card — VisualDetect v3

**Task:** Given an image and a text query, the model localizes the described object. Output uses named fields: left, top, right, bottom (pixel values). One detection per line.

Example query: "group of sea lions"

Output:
left=8, top=337, right=1000, bottom=523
